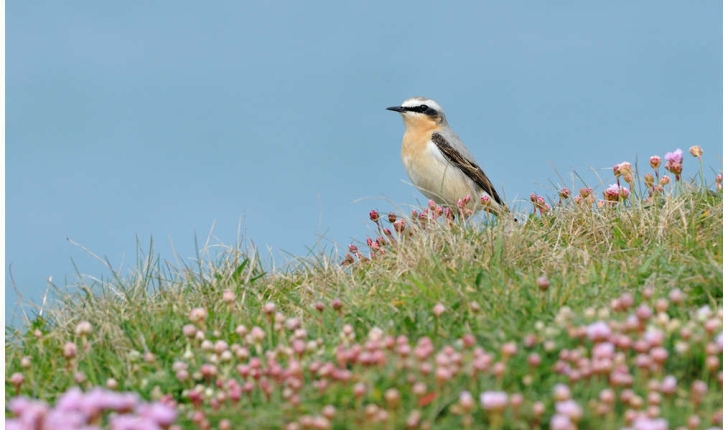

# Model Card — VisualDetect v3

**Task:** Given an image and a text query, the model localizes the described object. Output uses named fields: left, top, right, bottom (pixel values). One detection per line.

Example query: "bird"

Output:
left=386, top=96, right=507, bottom=215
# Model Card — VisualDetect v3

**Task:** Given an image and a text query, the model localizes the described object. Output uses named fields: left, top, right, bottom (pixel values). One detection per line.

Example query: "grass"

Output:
left=5, top=152, right=723, bottom=429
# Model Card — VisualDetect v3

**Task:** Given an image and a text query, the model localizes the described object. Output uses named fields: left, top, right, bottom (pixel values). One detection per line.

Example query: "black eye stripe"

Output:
left=405, top=104, right=437, bottom=116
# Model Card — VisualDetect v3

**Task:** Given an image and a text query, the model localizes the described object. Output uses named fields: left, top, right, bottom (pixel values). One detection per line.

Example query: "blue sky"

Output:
left=7, top=2, right=722, bottom=324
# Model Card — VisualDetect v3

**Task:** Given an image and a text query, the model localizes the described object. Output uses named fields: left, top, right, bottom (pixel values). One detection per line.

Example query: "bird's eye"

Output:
left=419, top=105, right=429, bottom=112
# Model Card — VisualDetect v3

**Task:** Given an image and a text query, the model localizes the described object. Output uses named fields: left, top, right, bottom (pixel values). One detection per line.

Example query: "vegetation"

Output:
left=6, top=147, right=722, bottom=429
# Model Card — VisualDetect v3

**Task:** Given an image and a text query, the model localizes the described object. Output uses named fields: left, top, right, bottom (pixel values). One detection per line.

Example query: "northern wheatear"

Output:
left=387, top=96, right=507, bottom=215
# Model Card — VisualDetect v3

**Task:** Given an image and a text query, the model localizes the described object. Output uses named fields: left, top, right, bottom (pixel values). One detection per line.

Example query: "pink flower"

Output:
left=222, top=290, right=235, bottom=304
left=9, top=372, right=24, bottom=389
left=55, top=387, right=87, bottom=413
left=649, top=156, right=661, bottom=170
left=603, top=184, right=628, bottom=202
left=553, top=383, right=571, bottom=401
left=136, top=402, right=177, bottom=426
left=613, top=162, right=632, bottom=177
left=592, top=342, right=615, bottom=359
left=661, top=375, right=677, bottom=394
left=459, top=391, right=475, bottom=411
left=83, top=388, right=139, bottom=414
left=664, top=149, right=683, bottom=164
left=664, top=149, right=683, bottom=178
left=75, top=321, right=93, bottom=336
left=262, top=302, right=276, bottom=315
left=109, top=414, right=162, bottom=430
left=632, top=416, right=668, bottom=430
left=432, top=303, right=445, bottom=317
left=635, top=304, right=652, bottom=321
left=63, top=342, right=78, bottom=359
left=555, top=399, right=583, bottom=420
left=643, top=329, right=664, bottom=347
left=7, top=397, right=49, bottom=426
left=586, top=321, right=611, bottom=342
left=188, top=307, right=207, bottom=324
left=549, top=414, right=574, bottom=430
left=369, top=210, right=379, bottom=222
left=500, top=342, right=517, bottom=358
left=479, top=391, right=508, bottom=411
left=689, top=145, right=703, bottom=157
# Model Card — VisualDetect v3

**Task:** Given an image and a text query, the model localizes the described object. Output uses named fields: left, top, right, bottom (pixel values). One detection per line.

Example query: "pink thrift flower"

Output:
left=537, top=276, right=549, bottom=291
left=479, top=391, right=508, bottom=411
left=84, top=388, right=139, bottom=414
left=109, top=414, right=162, bottom=430
left=7, top=397, right=50, bottom=429
left=592, top=342, right=615, bottom=359
left=632, top=416, right=668, bottom=430
left=586, top=321, right=611, bottom=342
left=635, top=304, right=652, bottom=321
left=75, top=321, right=93, bottom=336
left=664, top=148, right=684, bottom=178
left=603, top=184, right=628, bottom=202
left=43, top=409, right=88, bottom=430
left=649, top=155, right=661, bottom=170
left=614, top=162, right=632, bottom=177
left=664, top=148, right=683, bottom=164
left=188, top=307, right=207, bottom=324
left=553, top=384, right=571, bottom=401
left=432, top=303, right=445, bottom=317
left=643, top=329, right=664, bottom=347
left=661, top=375, right=677, bottom=394
left=136, top=402, right=177, bottom=426
left=549, top=414, right=574, bottom=430
left=555, top=399, right=583, bottom=421
left=603, top=184, right=619, bottom=202
left=459, top=391, right=475, bottom=411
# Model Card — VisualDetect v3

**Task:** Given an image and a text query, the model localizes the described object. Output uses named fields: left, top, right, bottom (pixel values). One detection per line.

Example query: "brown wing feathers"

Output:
left=431, top=132, right=503, bottom=205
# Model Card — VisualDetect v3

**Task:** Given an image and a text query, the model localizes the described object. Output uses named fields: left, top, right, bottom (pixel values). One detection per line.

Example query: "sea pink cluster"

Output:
left=529, top=193, right=551, bottom=215
left=6, top=387, right=177, bottom=430
left=150, top=282, right=721, bottom=429
left=663, top=149, right=683, bottom=180
left=550, top=146, right=720, bottom=209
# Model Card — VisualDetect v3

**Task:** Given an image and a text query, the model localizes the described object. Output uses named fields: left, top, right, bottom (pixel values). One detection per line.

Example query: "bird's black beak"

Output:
left=386, top=106, right=405, bottom=112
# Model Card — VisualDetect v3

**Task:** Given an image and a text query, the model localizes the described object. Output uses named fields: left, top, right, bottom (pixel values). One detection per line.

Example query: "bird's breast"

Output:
left=401, top=135, right=477, bottom=207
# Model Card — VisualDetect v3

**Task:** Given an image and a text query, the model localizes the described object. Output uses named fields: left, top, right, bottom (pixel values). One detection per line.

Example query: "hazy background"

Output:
left=7, top=2, right=722, bottom=325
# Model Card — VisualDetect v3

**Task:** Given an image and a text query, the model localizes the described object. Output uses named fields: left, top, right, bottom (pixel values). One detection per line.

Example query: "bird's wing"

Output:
left=431, top=132, right=504, bottom=205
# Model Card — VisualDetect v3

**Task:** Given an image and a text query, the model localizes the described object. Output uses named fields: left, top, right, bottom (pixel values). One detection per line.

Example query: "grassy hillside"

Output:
left=6, top=151, right=723, bottom=429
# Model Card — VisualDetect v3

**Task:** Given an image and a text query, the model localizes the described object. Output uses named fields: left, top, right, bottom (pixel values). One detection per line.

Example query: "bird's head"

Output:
left=387, top=97, right=448, bottom=128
